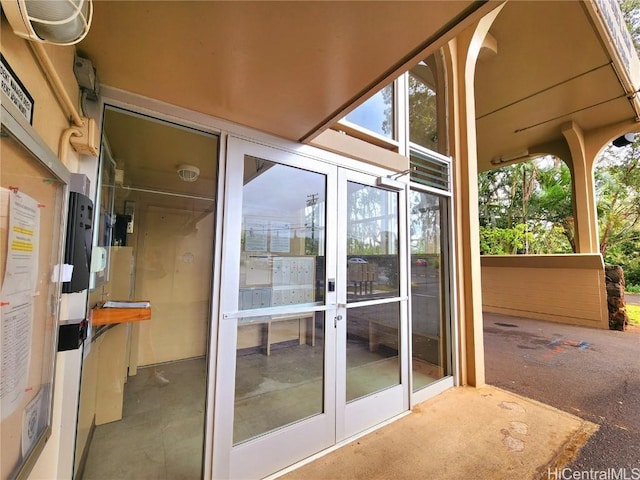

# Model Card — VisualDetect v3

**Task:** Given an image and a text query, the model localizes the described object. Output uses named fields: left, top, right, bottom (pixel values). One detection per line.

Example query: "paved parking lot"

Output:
left=626, top=293, right=640, bottom=305
left=484, top=313, right=640, bottom=472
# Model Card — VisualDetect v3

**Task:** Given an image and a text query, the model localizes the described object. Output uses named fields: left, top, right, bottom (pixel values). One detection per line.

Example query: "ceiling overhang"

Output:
left=78, top=0, right=487, bottom=142
left=475, top=1, right=640, bottom=171
left=76, top=1, right=640, bottom=172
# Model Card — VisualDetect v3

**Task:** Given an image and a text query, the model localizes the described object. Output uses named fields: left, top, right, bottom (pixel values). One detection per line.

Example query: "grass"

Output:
left=627, top=305, right=640, bottom=326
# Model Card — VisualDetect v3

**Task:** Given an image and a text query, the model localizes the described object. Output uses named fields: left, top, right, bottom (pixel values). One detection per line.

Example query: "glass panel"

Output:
left=344, top=84, right=394, bottom=139
left=233, top=158, right=328, bottom=444
left=346, top=182, right=399, bottom=301
left=1, top=127, right=65, bottom=480
left=409, top=190, right=450, bottom=391
left=346, top=303, right=400, bottom=402
left=77, top=109, right=217, bottom=479
left=239, top=157, right=326, bottom=309
left=233, top=312, right=325, bottom=444
left=409, top=52, right=447, bottom=155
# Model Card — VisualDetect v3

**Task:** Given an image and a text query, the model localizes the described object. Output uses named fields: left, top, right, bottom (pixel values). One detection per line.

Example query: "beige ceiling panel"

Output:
left=477, top=67, right=622, bottom=134
left=79, top=1, right=478, bottom=141
left=476, top=96, right=633, bottom=171
left=474, top=0, right=639, bottom=171
left=475, top=1, right=610, bottom=118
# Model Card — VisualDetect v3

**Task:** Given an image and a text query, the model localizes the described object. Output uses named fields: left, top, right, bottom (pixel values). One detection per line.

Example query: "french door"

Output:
left=213, top=137, right=408, bottom=479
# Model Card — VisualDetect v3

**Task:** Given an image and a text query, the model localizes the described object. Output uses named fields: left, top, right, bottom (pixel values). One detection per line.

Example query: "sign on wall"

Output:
left=1, top=55, right=34, bottom=125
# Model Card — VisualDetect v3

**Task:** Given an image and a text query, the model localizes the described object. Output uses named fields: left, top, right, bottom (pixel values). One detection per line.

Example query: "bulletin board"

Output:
left=0, top=102, right=69, bottom=480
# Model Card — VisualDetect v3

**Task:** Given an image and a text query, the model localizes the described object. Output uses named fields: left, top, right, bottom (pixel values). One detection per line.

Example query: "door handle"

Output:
left=334, top=314, right=343, bottom=328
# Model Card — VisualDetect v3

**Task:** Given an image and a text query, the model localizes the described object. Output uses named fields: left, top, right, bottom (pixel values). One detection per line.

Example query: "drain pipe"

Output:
left=29, top=41, right=84, bottom=128
left=29, top=41, right=98, bottom=159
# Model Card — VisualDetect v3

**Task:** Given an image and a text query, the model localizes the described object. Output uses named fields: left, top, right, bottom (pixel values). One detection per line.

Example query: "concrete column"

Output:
left=448, top=3, right=504, bottom=387
left=562, top=121, right=600, bottom=253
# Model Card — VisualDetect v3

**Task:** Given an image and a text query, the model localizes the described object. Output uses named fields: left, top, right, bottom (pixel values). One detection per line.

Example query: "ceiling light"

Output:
left=490, top=149, right=530, bottom=166
left=177, top=165, right=200, bottom=182
left=1, top=0, right=93, bottom=45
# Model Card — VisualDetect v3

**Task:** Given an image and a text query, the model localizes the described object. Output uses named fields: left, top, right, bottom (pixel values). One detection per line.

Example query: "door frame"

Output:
left=212, top=136, right=339, bottom=479
left=335, top=168, right=410, bottom=441
left=213, top=136, right=412, bottom=478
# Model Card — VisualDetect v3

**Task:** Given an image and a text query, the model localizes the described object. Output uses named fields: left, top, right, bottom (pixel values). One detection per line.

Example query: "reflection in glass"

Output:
left=77, top=108, right=218, bottom=479
left=345, top=181, right=401, bottom=402
left=409, top=51, right=447, bottom=155
left=346, top=182, right=399, bottom=301
left=234, top=158, right=328, bottom=444
left=0, top=128, right=65, bottom=480
left=239, top=157, right=326, bottom=308
left=344, top=84, right=394, bottom=139
left=234, top=312, right=325, bottom=444
left=346, top=304, right=400, bottom=402
left=409, top=190, right=450, bottom=391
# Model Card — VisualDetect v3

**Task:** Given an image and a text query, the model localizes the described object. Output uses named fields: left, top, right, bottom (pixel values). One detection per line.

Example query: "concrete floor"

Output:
left=80, top=312, right=632, bottom=480
left=280, top=386, right=595, bottom=480
left=484, top=312, right=640, bottom=472
left=81, top=358, right=207, bottom=479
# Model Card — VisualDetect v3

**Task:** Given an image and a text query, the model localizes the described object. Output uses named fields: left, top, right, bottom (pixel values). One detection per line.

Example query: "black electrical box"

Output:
left=58, top=320, right=87, bottom=351
left=62, top=192, right=93, bottom=293
left=113, top=214, right=131, bottom=246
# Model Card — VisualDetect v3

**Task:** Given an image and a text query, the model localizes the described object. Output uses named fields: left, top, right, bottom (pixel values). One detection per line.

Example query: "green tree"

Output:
left=530, top=161, right=575, bottom=252
left=620, top=0, right=640, bottom=50
left=596, top=140, right=640, bottom=284
left=478, top=157, right=574, bottom=254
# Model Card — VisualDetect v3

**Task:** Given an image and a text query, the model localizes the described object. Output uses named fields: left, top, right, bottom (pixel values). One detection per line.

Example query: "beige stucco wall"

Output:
left=481, top=254, right=609, bottom=329
left=1, top=15, right=82, bottom=169
left=2, top=14, right=87, bottom=480
left=310, top=128, right=409, bottom=172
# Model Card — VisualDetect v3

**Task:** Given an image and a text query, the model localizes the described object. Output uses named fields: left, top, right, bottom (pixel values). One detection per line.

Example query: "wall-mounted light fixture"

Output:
left=612, top=133, right=636, bottom=147
left=490, top=149, right=530, bottom=166
left=177, top=165, right=200, bottom=182
left=1, top=0, right=93, bottom=45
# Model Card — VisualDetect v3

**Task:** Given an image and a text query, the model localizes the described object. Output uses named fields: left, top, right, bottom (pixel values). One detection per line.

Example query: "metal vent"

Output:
left=410, top=152, right=450, bottom=191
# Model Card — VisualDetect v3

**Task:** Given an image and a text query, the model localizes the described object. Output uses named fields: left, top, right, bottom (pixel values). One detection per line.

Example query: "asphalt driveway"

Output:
left=626, top=293, right=640, bottom=305
left=484, top=312, right=640, bottom=472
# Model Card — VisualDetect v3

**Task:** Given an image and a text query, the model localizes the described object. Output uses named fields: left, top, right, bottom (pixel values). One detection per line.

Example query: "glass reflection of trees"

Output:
left=347, top=183, right=398, bottom=256
left=410, top=191, right=441, bottom=255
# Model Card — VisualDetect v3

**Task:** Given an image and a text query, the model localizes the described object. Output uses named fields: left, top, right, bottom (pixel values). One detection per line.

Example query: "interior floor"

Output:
left=81, top=358, right=206, bottom=480
left=81, top=341, right=439, bottom=478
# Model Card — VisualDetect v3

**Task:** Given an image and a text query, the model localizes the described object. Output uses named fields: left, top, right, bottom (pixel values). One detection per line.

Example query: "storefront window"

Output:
left=409, top=189, right=451, bottom=391
left=344, top=84, right=395, bottom=140
left=409, top=52, right=447, bottom=155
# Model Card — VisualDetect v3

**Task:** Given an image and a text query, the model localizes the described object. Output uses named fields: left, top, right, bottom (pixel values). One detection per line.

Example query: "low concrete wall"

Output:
left=481, top=254, right=609, bottom=329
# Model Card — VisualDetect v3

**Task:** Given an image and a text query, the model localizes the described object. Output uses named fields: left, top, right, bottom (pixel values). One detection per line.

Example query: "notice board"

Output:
left=0, top=103, right=69, bottom=480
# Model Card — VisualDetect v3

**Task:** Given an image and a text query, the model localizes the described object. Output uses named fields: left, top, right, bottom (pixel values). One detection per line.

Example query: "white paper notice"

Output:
left=244, top=218, right=268, bottom=252
left=0, top=189, right=40, bottom=420
left=0, top=295, right=34, bottom=420
left=270, top=221, right=291, bottom=253
left=2, top=189, right=40, bottom=296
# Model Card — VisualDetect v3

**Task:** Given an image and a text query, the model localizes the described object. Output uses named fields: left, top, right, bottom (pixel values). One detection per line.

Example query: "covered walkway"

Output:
left=280, top=385, right=594, bottom=480
left=280, top=311, right=640, bottom=478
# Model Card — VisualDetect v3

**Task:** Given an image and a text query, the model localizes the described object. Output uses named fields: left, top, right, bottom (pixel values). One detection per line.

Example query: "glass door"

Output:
left=214, top=138, right=409, bottom=478
left=214, top=137, right=338, bottom=480
left=336, top=170, right=409, bottom=440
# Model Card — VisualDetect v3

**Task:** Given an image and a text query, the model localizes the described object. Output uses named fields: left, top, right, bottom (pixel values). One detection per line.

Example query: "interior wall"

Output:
left=481, top=254, right=609, bottom=328
left=134, top=202, right=214, bottom=366
left=73, top=343, right=98, bottom=474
